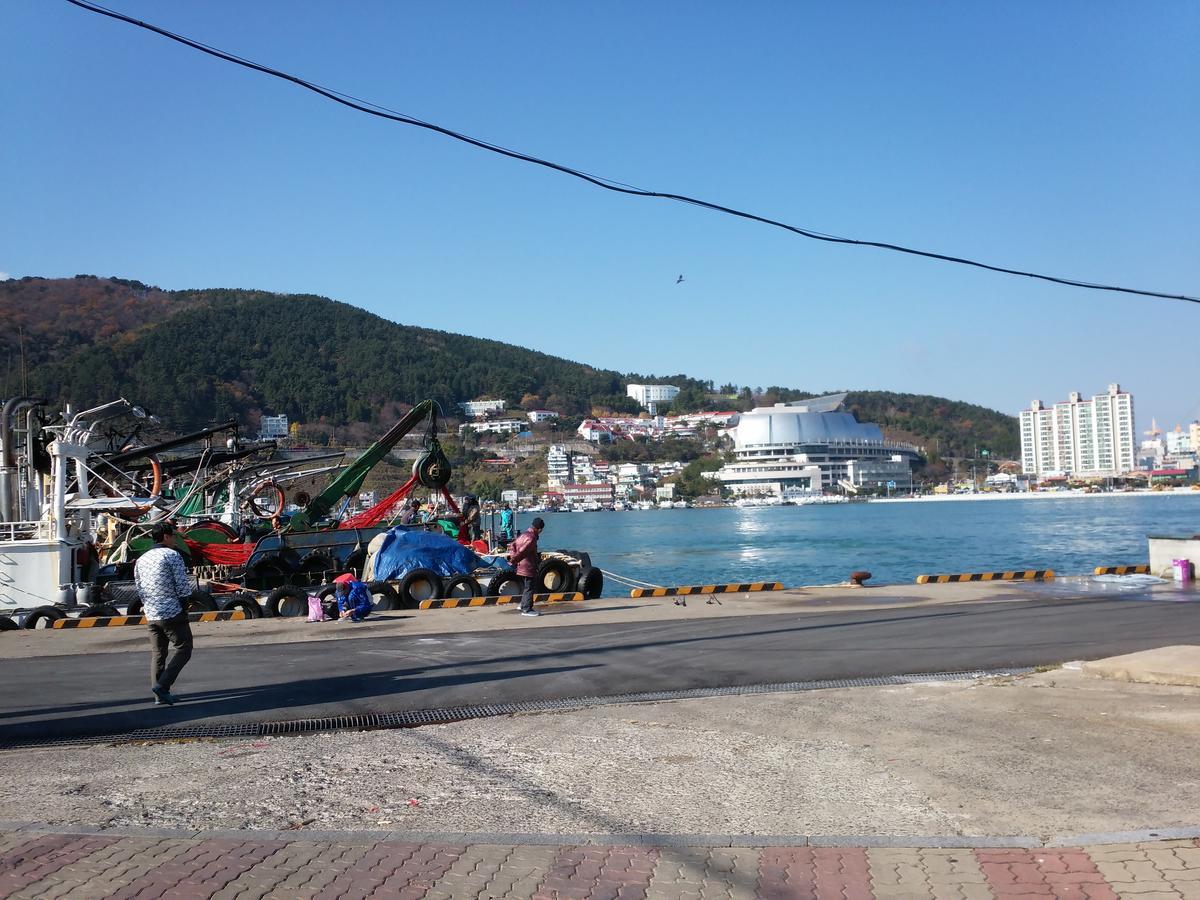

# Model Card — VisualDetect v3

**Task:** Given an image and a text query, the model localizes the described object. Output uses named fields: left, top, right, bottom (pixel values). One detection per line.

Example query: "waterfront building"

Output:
left=546, top=444, right=572, bottom=487
left=1167, top=424, right=1195, bottom=455
left=715, top=394, right=919, bottom=495
left=562, top=482, right=614, bottom=506
left=1018, top=384, right=1135, bottom=478
left=626, top=383, right=680, bottom=414
left=259, top=414, right=289, bottom=441
left=459, top=399, right=506, bottom=418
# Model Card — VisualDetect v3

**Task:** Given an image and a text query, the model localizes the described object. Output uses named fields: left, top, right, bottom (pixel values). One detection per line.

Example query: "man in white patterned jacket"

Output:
left=133, top=522, right=194, bottom=705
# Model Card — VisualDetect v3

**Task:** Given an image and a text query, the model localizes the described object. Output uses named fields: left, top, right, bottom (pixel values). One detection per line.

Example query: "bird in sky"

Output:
left=675, top=274, right=684, bottom=284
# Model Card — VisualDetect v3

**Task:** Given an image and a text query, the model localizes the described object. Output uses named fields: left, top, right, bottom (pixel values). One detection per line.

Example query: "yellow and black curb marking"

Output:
left=419, top=591, right=584, bottom=610
left=915, top=570, right=1054, bottom=585
left=630, top=582, right=785, bottom=598
left=53, top=610, right=248, bottom=628
left=1093, top=564, right=1150, bottom=575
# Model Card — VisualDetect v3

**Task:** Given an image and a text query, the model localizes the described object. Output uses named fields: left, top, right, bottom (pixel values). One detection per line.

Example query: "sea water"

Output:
left=507, top=494, right=1200, bottom=588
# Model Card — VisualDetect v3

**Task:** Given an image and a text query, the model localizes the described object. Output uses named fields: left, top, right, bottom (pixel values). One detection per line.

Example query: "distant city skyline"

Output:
left=2, top=2, right=1196, bottom=428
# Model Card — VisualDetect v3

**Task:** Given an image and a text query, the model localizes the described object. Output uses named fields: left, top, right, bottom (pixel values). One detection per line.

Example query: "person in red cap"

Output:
left=333, top=572, right=372, bottom=622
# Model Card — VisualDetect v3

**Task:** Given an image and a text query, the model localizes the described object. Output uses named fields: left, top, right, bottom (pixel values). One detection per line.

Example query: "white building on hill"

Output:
left=1018, top=383, right=1135, bottom=478
left=626, top=383, right=679, bottom=414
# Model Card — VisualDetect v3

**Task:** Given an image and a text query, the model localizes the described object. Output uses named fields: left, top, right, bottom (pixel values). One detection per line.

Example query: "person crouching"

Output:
left=333, top=573, right=372, bottom=622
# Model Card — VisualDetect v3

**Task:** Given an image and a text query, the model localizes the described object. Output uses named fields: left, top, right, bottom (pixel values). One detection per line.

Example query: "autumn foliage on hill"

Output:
left=0, top=276, right=1017, bottom=459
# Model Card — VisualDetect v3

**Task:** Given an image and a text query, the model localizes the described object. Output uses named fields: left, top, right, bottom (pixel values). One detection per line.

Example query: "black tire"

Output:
left=186, top=589, right=219, bottom=613
left=79, top=603, right=120, bottom=619
left=397, top=568, right=442, bottom=608
left=578, top=566, right=604, bottom=599
left=126, top=598, right=144, bottom=617
left=488, top=572, right=525, bottom=599
left=367, top=581, right=400, bottom=611
left=537, top=558, right=576, bottom=593
left=265, top=585, right=309, bottom=618
left=343, top=549, right=367, bottom=579
left=0, top=615, right=19, bottom=632
left=23, top=606, right=66, bottom=629
left=444, top=574, right=482, bottom=599
left=244, top=558, right=292, bottom=591
left=219, top=592, right=262, bottom=618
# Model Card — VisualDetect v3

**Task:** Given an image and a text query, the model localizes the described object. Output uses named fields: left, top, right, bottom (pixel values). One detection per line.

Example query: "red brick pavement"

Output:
left=0, top=831, right=1198, bottom=898
left=976, top=849, right=1120, bottom=899
left=0, top=833, right=120, bottom=896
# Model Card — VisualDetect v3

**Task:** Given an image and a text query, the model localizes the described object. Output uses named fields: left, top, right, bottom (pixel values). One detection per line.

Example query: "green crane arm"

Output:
left=285, top=399, right=436, bottom=532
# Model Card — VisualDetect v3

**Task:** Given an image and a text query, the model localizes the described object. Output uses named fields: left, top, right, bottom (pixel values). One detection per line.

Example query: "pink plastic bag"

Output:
left=307, top=595, right=329, bottom=622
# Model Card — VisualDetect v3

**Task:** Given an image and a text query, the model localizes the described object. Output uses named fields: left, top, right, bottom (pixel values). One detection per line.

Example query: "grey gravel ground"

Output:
left=1, top=667, right=1196, bottom=839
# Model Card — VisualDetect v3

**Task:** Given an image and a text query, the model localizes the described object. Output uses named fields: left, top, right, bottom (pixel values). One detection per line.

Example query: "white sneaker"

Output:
left=520, top=609, right=540, bottom=617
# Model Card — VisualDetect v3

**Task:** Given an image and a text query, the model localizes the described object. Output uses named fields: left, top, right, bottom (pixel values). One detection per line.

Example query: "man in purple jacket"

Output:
left=507, top=517, right=545, bottom=617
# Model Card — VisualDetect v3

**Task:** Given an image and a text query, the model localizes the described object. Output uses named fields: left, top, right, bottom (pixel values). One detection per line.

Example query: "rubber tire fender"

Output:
left=397, top=568, right=443, bottom=608
left=219, top=592, right=262, bottom=618
left=443, top=574, right=482, bottom=599
left=265, top=585, right=309, bottom=618
left=0, top=615, right=19, bottom=632
left=79, top=603, right=121, bottom=619
left=186, top=589, right=219, bottom=613
left=536, top=557, right=576, bottom=594
left=23, top=606, right=66, bottom=629
left=578, top=566, right=604, bottom=600
left=487, top=572, right=525, bottom=599
left=367, top=581, right=400, bottom=611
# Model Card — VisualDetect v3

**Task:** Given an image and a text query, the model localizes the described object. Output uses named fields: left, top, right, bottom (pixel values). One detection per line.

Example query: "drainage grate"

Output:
left=0, top=669, right=1031, bottom=750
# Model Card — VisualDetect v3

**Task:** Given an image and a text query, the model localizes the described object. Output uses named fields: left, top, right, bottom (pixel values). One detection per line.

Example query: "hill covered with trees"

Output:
left=0, top=276, right=1018, bottom=458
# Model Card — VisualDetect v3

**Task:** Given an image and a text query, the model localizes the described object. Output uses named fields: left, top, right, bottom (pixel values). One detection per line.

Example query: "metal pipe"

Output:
left=0, top=397, right=34, bottom=522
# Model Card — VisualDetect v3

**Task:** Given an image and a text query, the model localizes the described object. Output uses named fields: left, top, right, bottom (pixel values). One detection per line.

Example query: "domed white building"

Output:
left=716, top=393, right=921, bottom=496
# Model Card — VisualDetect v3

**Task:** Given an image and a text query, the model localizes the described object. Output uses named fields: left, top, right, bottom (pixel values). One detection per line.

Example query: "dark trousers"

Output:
left=519, top=575, right=536, bottom=612
left=148, top=611, right=193, bottom=690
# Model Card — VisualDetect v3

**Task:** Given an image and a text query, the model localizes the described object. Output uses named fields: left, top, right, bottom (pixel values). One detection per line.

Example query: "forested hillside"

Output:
left=0, top=276, right=1018, bottom=457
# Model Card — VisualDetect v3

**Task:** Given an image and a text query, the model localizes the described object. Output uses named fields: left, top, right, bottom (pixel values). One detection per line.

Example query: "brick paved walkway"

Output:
left=1, top=830, right=1198, bottom=899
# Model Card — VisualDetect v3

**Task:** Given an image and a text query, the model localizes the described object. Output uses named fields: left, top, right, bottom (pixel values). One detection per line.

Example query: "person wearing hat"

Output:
left=333, top=572, right=372, bottom=622
left=506, top=517, right=545, bottom=617
left=460, top=494, right=481, bottom=543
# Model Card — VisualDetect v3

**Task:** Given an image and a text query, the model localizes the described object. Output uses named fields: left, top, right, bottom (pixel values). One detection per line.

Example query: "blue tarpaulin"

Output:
left=368, top=528, right=495, bottom=581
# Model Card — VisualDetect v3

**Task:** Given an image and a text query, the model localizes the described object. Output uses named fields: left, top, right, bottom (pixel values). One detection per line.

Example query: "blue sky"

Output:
left=2, top=2, right=1197, bottom=431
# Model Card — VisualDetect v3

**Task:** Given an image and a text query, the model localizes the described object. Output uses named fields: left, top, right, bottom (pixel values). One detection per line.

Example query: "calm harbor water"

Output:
left=510, top=494, right=1200, bottom=588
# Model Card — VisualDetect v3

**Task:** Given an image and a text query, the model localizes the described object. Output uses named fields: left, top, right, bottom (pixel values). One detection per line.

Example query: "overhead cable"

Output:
left=64, top=0, right=1199, bottom=305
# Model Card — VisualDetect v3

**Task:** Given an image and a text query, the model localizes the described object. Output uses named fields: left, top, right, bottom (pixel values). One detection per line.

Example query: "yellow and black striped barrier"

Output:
left=915, top=570, right=1054, bottom=585
left=419, top=591, right=584, bottom=610
left=1094, top=564, right=1150, bottom=576
left=630, top=582, right=784, bottom=599
left=53, top=610, right=247, bottom=628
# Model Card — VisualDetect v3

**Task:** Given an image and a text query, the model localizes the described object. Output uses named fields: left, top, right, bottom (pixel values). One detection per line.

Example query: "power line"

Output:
left=64, top=0, right=1199, bottom=305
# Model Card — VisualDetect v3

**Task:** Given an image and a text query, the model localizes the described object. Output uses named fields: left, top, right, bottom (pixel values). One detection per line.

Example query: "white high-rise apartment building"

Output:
left=1019, top=384, right=1135, bottom=477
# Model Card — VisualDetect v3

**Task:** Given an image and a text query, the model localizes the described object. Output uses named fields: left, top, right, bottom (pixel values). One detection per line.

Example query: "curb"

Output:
left=1093, top=565, right=1151, bottom=575
left=2, top=821, right=1197, bottom=849
left=52, top=610, right=247, bottom=628
left=419, top=592, right=583, bottom=609
left=631, top=582, right=784, bottom=598
left=915, top=570, right=1054, bottom=584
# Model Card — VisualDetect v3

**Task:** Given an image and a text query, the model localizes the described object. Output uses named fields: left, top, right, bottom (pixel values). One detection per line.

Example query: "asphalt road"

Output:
left=2, top=592, right=1198, bottom=744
